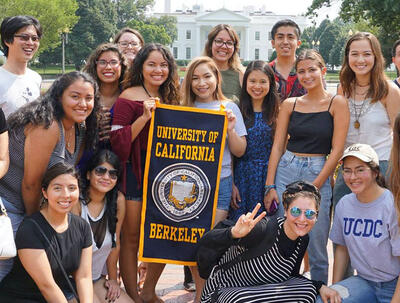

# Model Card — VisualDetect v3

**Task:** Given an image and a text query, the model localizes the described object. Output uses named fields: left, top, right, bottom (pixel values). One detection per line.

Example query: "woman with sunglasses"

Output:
left=198, top=181, right=340, bottom=303
left=72, top=149, right=133, bottom=303
left=203, top=24, right=244, bottom=103
left=316, top=144, right=400, bottom=303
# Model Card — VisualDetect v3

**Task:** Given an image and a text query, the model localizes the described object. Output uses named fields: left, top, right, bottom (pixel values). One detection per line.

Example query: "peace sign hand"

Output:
left=231, top=203, right=266, bottom=239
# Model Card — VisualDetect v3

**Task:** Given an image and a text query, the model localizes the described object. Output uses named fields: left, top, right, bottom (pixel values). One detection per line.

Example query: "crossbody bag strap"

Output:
left=29, top=218, right=80, bottom=303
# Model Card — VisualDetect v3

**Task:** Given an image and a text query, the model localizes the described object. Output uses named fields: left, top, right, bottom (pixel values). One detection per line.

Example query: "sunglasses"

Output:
left=94, top=166, right=118, bottom=180
left=14, top=34, right=40, bottom=42
left=289, top=206, right=317, bottom=220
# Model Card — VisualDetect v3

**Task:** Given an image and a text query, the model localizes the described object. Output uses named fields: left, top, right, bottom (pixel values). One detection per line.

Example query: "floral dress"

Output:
left=230, top=112, right=273, bottom=221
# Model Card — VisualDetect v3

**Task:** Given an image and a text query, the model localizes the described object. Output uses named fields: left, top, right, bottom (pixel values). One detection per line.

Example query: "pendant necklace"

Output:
left=64, top=124, right=74, bottom=149
left=352, top=90, right=368, bottom=129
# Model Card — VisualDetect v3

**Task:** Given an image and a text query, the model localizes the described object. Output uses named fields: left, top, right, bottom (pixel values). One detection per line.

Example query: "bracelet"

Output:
left=264, top=185, right=276, bottom=196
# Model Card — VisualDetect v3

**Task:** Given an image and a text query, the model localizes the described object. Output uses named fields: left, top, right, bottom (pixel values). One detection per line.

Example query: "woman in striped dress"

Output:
left=199, top=181, right=340, bottom=303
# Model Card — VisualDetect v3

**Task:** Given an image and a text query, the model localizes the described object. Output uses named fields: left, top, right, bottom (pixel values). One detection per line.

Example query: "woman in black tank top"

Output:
left=264, top=49, right=349, bottom=284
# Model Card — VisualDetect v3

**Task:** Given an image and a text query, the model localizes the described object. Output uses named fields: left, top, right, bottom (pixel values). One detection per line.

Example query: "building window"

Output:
left=255, top=31, right=260, bottom=40
left=173, top=47, right=178, bottom=59
left=186, top=47, right=191, bottom=59
left=268, top=31, right=272, bottom=40
left=255, top=48, right=259, bottom=60
left=186, top=30, right=191, bottom=39
left=238, top=32, right=241, bottom=40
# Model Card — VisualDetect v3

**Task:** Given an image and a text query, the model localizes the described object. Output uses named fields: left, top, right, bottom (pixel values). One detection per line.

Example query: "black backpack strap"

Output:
left=29, top=218, right=80, bottom=303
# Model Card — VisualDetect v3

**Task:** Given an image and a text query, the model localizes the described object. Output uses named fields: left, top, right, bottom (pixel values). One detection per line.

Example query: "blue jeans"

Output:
left=217, top=175, right=233, bottom=211
left=0, top=198, right=25, bottom=281
left=274, top=150, right=331, bottom=283
left=316, top=275, right=397, bottom=303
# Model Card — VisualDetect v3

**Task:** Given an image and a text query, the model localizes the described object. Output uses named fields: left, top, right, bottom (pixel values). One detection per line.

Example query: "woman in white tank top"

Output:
left=72, top=149, right=133, bottom=303
left=334, top=32, right=400, bottom=208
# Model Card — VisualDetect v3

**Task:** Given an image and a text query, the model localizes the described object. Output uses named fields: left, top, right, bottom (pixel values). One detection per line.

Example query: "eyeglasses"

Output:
left=118, top=41, right=140, bottom=48
left=289, top=206, right=317, bottom=220
left=14, top=34, right=40, bottom=42
left=213, top=39, right=235, bottom=48
left=96, top=59, right=120, bottom=67
left=342, top=167, right=370, bottom=178
left=94, top=166, right=118, bottom=180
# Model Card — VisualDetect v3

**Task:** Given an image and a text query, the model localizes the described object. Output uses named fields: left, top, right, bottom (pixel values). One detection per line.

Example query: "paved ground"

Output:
left=40, top=79, right=339, bottom=302
left=155, top=240, right=334, bottom=302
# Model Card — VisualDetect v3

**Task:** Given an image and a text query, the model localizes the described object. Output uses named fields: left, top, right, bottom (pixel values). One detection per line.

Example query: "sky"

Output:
left=152, top=0, right=341, bottom=25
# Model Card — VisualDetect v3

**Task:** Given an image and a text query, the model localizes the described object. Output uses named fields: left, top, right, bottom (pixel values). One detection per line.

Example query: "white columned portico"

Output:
left=244, top=26, right=250, bottom=61
left=195, top=25, right=201, bottom=57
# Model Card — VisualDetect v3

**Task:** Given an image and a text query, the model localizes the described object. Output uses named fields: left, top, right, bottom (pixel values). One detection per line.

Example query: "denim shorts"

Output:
left=125, top=153, right=146, bottom=201
left=217, top=175, right=233, bottom=211
left=62, top=278, right=77, bottom=301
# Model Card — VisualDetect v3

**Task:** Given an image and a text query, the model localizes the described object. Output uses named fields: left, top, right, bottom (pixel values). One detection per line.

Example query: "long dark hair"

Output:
left=83, top=43, right=128, bottom=92
left=122, top=43, right=180, bottom=104
left=240, top=60, right=279, bottom=131
left=81, top=149, right=121, bottom=247
left=8, top=71, right=100, bottom=151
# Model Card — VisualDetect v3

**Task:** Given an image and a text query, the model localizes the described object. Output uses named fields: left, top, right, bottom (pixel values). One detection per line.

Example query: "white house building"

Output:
left=154, top=6, right=307, bottom=61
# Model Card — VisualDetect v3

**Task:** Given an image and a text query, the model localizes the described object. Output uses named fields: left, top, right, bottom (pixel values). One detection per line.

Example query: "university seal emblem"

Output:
left=152, top=163, right=210, bottom=222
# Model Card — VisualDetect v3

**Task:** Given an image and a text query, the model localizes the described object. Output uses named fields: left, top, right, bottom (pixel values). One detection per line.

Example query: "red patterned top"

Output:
left=269, top=60, right=306, bottom=102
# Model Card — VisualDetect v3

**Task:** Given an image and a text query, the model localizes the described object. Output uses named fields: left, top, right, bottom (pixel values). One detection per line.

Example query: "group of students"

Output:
left=0, top=13, right=400, bottom=303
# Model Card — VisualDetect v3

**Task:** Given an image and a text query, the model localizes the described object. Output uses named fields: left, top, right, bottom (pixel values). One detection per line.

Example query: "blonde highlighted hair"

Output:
left=181, top=56, right=227, bottom=107
left=202, top=24, right=243, bottom=72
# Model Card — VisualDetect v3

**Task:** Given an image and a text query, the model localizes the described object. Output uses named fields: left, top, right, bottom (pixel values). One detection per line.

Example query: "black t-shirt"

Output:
left=0, top=108, right=7, bottom=134
left=0, top=212, right=92, bottom=302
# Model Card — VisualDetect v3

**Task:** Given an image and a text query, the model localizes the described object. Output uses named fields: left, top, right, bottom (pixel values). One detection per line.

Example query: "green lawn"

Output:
left=31, top=64, right=76, bottom=76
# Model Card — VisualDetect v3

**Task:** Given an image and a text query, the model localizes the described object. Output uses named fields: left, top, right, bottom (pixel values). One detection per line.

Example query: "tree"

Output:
left=148, top=16, right=178, bottom=44
left=126, top=20, right=171, bottom=46
left=307, top=0, right=400, bottom=65
left=115, top=0, right=155, bottom=28
left=0, top=0, right=79, bottom=55
left=67, top=0, right=117, bottom=69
